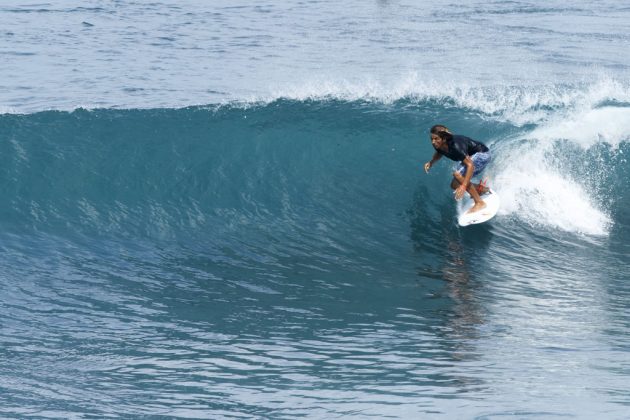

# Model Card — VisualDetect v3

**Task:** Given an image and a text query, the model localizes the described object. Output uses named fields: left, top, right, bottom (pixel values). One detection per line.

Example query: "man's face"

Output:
left=431, top=133, right=444, bottom=149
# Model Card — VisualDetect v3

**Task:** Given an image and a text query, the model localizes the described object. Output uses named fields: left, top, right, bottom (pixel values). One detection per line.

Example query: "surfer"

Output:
left=423, top=125, right=491, bottom=213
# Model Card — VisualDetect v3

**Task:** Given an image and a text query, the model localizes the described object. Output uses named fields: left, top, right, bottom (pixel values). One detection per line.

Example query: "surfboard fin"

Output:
left=476, top=177, right=490, bottom=195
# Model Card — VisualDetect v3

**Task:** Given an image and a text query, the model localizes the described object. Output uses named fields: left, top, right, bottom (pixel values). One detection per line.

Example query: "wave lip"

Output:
left=530, top=106, right=630, bottom=149
left=4, top=74, right=630, bottom=121
left=263, top=74, right=630, bottom=118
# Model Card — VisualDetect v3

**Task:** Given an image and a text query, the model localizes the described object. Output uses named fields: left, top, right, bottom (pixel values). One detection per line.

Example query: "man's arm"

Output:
left=424, top=152, right=442, bottom=173
left=454, top=156, right=474, bottom=199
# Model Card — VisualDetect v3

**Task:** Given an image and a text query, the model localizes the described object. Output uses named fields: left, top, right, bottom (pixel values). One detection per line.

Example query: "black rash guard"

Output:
left=437, top=135, right=489, bottom=162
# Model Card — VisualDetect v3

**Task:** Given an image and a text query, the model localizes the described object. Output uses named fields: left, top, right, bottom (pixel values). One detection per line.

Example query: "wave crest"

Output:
left=262, top=74, right=630, bottom=127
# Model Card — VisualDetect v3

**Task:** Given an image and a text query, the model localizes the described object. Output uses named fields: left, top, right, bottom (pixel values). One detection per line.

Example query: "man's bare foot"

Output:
left=468, top=201, right=487, bottom=213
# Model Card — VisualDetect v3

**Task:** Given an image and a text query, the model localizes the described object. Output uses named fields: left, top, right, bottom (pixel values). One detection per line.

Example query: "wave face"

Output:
left=1, top=83, right=628, bottom=239
left=1, top=84, right=630, bottom=418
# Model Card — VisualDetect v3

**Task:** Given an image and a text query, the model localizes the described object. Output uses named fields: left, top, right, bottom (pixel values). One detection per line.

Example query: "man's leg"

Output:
left=451, top=171, right=488, bottom=195
left=453, top=172, right=486, bottom=212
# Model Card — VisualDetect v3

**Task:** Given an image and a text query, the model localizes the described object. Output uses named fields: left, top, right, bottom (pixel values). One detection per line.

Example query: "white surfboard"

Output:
left=457, top=188, right=500, bottom=226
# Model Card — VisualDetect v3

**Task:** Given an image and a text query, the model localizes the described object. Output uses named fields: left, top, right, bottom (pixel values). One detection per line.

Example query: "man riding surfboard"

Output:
left=423, top=125, right=491, bottom=213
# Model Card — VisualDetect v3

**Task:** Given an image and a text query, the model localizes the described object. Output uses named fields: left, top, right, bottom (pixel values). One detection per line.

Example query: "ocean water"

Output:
left=1, top=1, right=630, bottom=418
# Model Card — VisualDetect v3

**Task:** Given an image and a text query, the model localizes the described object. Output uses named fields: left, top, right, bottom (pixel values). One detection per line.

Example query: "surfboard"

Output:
left=457, top=188, right=500, bottom=226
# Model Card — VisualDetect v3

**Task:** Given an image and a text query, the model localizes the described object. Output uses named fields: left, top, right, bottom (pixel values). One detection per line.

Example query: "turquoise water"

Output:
left=1, top=1, right=630, bottom=418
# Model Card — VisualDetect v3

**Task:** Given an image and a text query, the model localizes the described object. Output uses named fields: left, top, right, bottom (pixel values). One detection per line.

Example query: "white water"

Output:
left=491, top=105, right=628, bottom=235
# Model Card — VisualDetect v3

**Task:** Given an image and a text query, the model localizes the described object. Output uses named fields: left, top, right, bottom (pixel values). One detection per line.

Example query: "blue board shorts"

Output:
left=456, top=151, right=491, bottom=177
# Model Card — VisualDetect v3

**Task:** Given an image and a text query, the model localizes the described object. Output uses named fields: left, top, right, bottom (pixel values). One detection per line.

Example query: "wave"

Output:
left=5, top=74, right=630, bottom=124
left=0, top=94, right=627, bottom=242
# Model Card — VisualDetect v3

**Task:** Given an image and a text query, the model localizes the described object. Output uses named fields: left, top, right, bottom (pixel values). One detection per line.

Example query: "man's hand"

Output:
left=454, top=184, right=467, bottom=200
left=424, top=162, right=431, bottom=173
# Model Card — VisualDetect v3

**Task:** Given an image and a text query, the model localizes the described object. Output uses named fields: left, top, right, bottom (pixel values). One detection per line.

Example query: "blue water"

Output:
left=1, top=1, right=630, bottom=418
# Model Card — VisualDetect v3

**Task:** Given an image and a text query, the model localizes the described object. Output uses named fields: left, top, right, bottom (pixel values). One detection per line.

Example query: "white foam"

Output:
left=530, top=106, right=630, bottom=149
left=3, top=71, right=630, bottom=121
left=492, top=139, right=613, bottom=236
left=261, top=73, right=630, bottom=126
left=487, top=77, right=629, bottom=236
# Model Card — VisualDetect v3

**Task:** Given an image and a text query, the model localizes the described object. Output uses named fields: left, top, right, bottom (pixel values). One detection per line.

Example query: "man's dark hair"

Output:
left=430, top=124, right=452, bottom=141
left=430, top=124, right=449, bottom=134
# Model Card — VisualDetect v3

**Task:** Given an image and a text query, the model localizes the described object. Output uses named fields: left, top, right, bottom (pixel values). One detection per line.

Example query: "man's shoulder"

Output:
left=452, top=134, right=474, bottom=143
left=449, top=136, right=468, bottom=158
